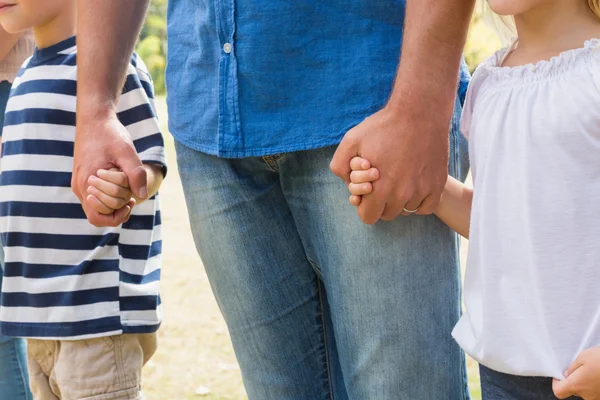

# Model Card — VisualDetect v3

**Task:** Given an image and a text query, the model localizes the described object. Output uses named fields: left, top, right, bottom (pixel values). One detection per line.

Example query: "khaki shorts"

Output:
left=26, top=333, right=157, bottom=400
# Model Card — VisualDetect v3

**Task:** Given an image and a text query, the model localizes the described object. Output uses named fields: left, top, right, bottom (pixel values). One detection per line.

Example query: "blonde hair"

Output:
left=481, top=1, right=516, bottom=45
left=483, top=0, right=600, bottom=45
left=590, top=0, right=600, bottom=18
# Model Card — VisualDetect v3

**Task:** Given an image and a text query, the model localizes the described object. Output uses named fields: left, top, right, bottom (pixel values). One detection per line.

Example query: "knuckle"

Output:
left=329, top=161, right=339, bottom=174
left=362, top=213, right=378, bottom=225
left=399, top=186, right=416, bottom=201
left=88, top=217, right=102, bottom=228
left=357, top=209, right=370, bottom=224
left=375, top=181, right=390, bottom=196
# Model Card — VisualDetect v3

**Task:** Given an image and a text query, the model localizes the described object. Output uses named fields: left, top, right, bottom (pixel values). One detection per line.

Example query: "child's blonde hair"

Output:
left=590, top=0, right=600, bottom=18
left=484, top=0, right=600, bottom=45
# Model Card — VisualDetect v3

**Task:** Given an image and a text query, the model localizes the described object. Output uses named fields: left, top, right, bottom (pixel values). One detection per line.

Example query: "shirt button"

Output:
left=223, top=43, right=232, bottom=54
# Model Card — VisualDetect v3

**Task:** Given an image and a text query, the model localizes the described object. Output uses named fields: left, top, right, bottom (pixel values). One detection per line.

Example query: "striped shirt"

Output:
left=0, top=36, right=166, bottom=340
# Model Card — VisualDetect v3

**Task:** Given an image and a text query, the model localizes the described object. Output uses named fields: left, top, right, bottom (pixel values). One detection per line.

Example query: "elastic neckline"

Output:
left=481, top=38, right=600, bottom=83
left=30, top=36, right=76, bottom=65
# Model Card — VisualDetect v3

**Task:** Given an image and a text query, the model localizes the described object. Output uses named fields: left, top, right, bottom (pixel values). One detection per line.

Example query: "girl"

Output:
left=0, top=26, right=34, bottom=400
left=347, top=0, right=600, bottom=399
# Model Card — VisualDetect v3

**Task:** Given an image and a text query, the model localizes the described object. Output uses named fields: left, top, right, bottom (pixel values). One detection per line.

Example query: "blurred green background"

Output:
left=136, top=0, right=167, bottom=94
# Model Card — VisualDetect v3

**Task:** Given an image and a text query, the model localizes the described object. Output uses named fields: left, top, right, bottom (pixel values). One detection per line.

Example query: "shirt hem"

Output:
left=0, top=320, right=161, bottom=339
left=170, top=131, right=344, bottom=159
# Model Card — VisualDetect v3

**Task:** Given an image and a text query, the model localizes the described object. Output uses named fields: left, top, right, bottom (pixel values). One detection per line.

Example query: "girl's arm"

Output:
left=434, top=176, right=473, bottom=239
left=0, top=28, right=22, bottom=61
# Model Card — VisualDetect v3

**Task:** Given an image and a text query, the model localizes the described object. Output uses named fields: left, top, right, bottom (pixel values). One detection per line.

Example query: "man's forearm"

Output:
left=76, top=0, right=150, bottom=119
left=388, top=0, right=475, bottom=118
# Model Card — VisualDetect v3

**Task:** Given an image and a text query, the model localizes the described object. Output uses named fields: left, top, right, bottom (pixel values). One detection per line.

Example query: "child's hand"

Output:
left=87, top=169, right=136, bottom=215
left=348, top=157, right=379, bottom=207
left=553, top=347, right=600, bottom=399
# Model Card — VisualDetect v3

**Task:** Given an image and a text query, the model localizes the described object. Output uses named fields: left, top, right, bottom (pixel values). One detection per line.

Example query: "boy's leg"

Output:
left=26, top=339, right=59, bottom=400
left=36, top=334, right=156, bottom=400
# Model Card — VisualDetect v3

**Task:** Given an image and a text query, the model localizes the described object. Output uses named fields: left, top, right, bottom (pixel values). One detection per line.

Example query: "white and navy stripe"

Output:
left=0, top=36, right=166, bottom=339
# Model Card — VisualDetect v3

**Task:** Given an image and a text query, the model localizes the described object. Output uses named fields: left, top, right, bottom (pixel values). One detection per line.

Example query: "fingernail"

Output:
left=140, top=186, right=148, bottom=199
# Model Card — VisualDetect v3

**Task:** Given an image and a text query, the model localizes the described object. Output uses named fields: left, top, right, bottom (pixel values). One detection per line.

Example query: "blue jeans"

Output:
left=480, top=365, right=581, bottom=400
left=175, top=100, right=470, bottom=399
left=0, top=80, right=32, bottom=400
left=0, top=80, right=11, bottom=128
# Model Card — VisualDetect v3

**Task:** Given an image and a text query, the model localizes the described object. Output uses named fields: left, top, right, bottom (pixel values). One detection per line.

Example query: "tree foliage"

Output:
left=137, top=0, right=167, bottom=94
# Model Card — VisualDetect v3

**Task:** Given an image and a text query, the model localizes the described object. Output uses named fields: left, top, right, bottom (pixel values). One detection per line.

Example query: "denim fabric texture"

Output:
left=480, top=365, right=581, bottom=400
left=175, top=97, right=470, bottom=399
left=165, top=0, right=471, bottom=158
left=0, top=80, right=11, bottom=132
left=0, top=80, right=32, bottom=400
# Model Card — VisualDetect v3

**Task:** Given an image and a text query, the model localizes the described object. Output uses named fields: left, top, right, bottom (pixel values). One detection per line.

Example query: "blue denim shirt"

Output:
left=166, top=0, right=470, bottom=158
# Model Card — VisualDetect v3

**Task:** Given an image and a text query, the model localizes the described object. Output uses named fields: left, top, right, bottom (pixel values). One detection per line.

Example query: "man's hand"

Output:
left=72, top=113, right=147, bottom=227
left=331, top=105, right=449, bottom=224
left=331, top=0, right=474, bottom=225
left=553, top=347, right=600, bottom=400
left=74, top=0, right=150, bottom=227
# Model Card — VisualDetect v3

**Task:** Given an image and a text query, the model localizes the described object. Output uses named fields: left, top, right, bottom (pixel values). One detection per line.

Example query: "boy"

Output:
left=0, top=1, right=166, bottom=399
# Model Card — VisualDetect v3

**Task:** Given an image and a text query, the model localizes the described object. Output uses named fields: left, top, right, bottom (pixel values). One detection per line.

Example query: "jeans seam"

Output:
left=317, top=279, right=334, bottom=400
left=450, top=105, right=460, bottom=180
left=307, top=258, right=324, bottom=280
left=14, top=340, right=30, bottom=399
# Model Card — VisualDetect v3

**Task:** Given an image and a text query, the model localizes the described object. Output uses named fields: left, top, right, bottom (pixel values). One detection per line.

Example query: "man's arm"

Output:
left=73, top=0, right=150, bottom=227
left=0, top=28, right=22, bottom=61
left=330, top=0, right=475, bottom=224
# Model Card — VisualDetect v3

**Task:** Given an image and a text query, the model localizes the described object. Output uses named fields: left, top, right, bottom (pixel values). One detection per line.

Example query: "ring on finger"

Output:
left=402, top=207, right=419, bottom=214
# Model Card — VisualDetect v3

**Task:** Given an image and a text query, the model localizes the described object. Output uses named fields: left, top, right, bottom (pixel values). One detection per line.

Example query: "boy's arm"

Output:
left=434, top=176, right=473, bottom=239
left=134, top=164, right=165, bottom=205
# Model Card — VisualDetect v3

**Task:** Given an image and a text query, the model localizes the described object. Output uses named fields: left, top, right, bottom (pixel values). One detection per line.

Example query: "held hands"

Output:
left=72, top=114, right=147, bottom=227
left=348, top=157, right=421, bottom=217
left=87, top=169, right=136, bottom=218
left=553, top=347, right=600, bottom=400
left=347, top=157, right=378, bottom=207
left=330, top=107, right=449, bottom=224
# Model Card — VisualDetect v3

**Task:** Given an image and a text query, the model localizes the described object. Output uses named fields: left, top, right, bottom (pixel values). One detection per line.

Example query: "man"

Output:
left=73, top=0, right=475, bottom=398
